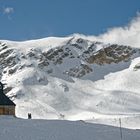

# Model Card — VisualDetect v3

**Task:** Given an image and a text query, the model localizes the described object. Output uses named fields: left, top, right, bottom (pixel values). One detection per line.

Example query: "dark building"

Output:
left=0, top=82, right=16, bottom=115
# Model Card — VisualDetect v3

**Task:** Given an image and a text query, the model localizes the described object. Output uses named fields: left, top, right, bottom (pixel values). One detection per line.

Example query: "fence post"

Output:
left=119, top=118, right=123, bottom=140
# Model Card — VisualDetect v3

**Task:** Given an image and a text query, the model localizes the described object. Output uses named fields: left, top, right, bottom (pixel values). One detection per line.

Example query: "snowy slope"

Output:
left=0, top=116, right=140, bottom=140
left=1, top=35, right=140, bottom=128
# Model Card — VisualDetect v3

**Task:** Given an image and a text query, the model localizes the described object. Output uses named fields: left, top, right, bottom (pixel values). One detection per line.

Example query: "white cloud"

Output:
left=98, top=14, right=140, bottom=48
left=83, top=12, right=140, bottom=49
left=3, top=7, right=14, bottom=14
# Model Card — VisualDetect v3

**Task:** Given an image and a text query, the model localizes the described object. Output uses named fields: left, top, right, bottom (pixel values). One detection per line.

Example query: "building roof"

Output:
left=0, top=82, right=16, bottom=106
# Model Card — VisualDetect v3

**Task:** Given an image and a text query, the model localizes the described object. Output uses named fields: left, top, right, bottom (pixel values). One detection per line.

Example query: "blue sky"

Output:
left=0, top=0, right=140, bottom=40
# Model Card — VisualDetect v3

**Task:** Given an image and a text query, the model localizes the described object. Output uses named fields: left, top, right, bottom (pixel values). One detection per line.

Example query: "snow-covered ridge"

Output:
left=0, top=36, right=71, bottom=49
left=1, top=35, right=140, bottom=129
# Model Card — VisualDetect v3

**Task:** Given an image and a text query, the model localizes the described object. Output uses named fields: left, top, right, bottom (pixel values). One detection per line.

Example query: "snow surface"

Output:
left=0, top=116, right=140, bottom=140
left=1, top=36, right=72, bottom=52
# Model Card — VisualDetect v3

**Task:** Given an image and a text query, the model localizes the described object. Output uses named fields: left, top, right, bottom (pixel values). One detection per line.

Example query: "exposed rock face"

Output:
left=63, top=64, right=93, bottom=78
left=85, top=45, right=136, bottom=65
left=0, top=38, right=138, bottom=84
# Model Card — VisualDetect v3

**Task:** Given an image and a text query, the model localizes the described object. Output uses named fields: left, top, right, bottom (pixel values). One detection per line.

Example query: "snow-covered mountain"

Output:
left=1, top=34, right=140, bottom=128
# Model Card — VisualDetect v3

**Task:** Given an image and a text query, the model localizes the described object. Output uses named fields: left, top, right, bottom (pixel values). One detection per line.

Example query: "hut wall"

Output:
left=0, top=105, right=15, bottom=115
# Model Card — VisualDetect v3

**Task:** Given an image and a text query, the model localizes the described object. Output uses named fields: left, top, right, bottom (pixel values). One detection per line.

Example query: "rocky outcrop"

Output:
left=63, top=64, right=92, bottom=78
left=0, top=38, right=138, bottom=80
left=83, top=44, right=136, bottom=65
